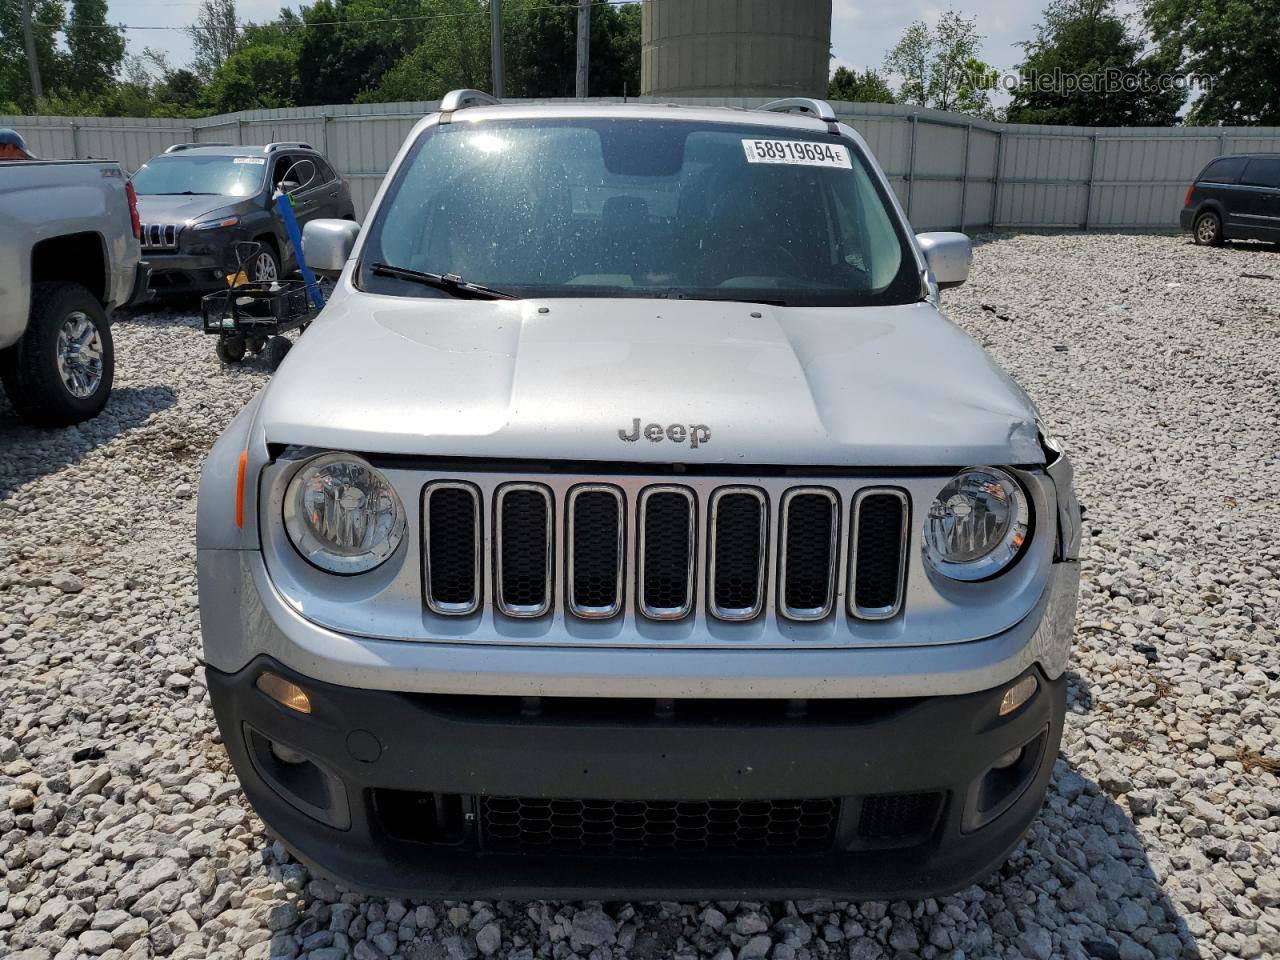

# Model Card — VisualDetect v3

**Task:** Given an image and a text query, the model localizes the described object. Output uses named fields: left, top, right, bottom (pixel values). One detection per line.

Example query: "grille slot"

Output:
left=857, top=792, right=943, bottom=844
left=494, top=483, right=553, bottom=618
left=566, top=485, right=625, bottom=619
left=479, top=795, right=839, bottom=855
left=637, top=486, right=696, bottom=620
left=849, top=489, right=909, bottom=620
left=423, top=482, right=482, bottom=615
left=141, top=223, right=179, bottom=250
left=778, top=488, right=839, bottom=621
left=708, top=487, right=768, bottom=620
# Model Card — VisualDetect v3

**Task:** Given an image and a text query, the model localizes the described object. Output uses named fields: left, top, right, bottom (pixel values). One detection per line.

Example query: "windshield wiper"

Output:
left=371, top=263, right=517, bottom=300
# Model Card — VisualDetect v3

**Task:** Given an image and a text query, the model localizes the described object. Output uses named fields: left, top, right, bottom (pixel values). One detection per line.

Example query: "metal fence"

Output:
left=5, top=98, right=1280, bottom=231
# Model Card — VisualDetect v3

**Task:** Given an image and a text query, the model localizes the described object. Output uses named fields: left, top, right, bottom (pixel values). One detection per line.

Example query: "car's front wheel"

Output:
left=0, top=282, right=114, bottom=426
left=1194, top=210, right=1223, bottom=246
left=250, top=244, right=281, bottom=283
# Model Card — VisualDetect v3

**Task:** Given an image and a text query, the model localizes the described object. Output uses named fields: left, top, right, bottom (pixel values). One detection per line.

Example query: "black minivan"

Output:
left=1181, top=154, right=1280, bottom=246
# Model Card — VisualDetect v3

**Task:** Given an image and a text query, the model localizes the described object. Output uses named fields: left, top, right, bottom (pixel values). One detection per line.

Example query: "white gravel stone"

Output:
left=2, top=237, right=1279, bottom=960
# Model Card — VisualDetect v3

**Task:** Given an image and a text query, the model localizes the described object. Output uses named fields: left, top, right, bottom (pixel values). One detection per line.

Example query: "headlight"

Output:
left=283, top=453, right=406, bottom=575
left=192, top=216, right=240, bottom=230
left=923, top=467, right=1029, bottom=581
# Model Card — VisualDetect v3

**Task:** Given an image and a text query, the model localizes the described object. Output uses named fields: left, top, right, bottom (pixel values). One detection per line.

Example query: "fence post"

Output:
left=236, top=117, right=245, bottom=145
left=69, top=121, right=80, bottom=159
left=321, top=112, right=331, bottom=156
left=905, top=113, right=918, bottom=220
left=990, top=129, right=1004, bottom=230
left=959, top=122, right=971, bottom=231
left=1083, top=133, right=1099, bottom=230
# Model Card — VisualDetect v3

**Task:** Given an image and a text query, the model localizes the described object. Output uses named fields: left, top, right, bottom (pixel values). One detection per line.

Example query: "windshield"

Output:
left=360, top=118, right=919, bottom=306
left=131, top=154, right=265, bottom=197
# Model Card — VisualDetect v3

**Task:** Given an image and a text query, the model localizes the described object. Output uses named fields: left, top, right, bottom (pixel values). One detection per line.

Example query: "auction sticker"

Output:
left=742, top=138, right=851, bottom=169
left=233, top=156, right=266, bottom=165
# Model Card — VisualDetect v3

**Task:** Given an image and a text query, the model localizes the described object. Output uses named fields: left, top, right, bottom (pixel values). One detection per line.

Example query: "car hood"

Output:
left=258, top=293, right=1044, bottom=467
left=133, top=193, right=242, bottom=223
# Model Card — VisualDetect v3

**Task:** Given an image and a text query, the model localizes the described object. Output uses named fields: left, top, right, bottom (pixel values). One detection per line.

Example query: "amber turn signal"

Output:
left=256, top=671, right=312, bottom=714
left=998, top=675, right=1038, bottom=717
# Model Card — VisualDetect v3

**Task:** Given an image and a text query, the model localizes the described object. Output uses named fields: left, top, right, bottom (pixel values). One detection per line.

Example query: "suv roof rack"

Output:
left=759, top=98, right=840, bottom=133
left=265, top=141, right=314, bottom=152
left=438, top=89, right=501, bottom=124
left=165, top=142, right=230, bottom=153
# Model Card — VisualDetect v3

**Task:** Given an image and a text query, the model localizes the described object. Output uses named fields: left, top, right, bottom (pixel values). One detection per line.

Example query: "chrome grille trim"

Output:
left=707, top=486, right=769, bottom=621
left=849, top=488, right=910, bottom=621
left=778, top=487, right=840, bottom=622
left=565, top=484, right=626, bottom=620
left=422, top=480, right=482, bottom=616
left=493, top=482, right=553, bottom=618
left=636, top=484, right=697, bottom=621
left=140, top=223, right=179, bottom=250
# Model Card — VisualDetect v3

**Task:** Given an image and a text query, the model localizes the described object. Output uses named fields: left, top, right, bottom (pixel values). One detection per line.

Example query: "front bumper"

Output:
left=145, top=250, right=227, bottom=293
left=207, top=656, right=1066, bottom=900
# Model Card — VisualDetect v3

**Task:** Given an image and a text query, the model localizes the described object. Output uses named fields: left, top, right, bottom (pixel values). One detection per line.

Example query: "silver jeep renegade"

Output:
left=197, top=91, right=1082, bottom=900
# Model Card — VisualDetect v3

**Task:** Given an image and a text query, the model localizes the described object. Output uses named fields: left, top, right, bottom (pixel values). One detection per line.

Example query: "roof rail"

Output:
left=265, top=141, right=314, bottom=152
left=438, top=89, right=501, bottom=124
left=759, top=98, right=840, bottom=132
left=164, top=142, right=229, bottom=153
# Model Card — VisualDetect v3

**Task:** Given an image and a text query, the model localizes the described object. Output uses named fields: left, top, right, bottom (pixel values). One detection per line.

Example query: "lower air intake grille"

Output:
left=423, top=483, right=480, bottom=615
left=568, top=487, right=624, bottom=618
left=857, top=792, right=943, bottom=844
left=851, top=491, right=908, bottom=619
left=495, top=484, right=552, bottom=617
left=638, top=487, right=695, bottom=619
left=780, top=489, right=838, bottom=620
left=479, top=796, right=839, bottom=855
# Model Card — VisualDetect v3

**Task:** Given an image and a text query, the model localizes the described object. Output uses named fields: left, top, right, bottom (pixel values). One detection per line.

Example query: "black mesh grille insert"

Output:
left=641, top=490, right=694, bottom=615
left=782, top=492, right=836, bottom=615
left=853, top=493, right=906, bottom=613
left=498, top=488, right=550, bottom=613
left=857, top=792, right=943, bottom=843
left=711, top=492, right=765, bottom=616
left=426, top=486, right=478, bottom=609
left=480, top=796, right=838, bottom=855
left=570, top=490, right=622, bottom=614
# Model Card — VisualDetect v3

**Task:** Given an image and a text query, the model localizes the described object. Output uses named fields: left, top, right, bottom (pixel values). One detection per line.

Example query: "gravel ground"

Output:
left=2, top=233, right=1279, bottom=960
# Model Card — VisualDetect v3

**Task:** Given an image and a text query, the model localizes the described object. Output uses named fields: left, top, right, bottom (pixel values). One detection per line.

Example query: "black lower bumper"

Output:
left=207, top=658, right=1065, bottom=900
left=146, top=252, right=226, bottom=293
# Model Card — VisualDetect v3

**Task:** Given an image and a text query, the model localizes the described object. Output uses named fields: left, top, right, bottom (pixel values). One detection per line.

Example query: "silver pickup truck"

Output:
left=0, top=156, right=149, bottom=425
left=197, top=93, right=1081, bottom=901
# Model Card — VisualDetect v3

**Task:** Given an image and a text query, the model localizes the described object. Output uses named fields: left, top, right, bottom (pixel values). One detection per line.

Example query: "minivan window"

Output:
left=359, top=118, right=920, bottom=307
left=131, top=154, right=265, bottom=197
left=1200, top=157, right=1247, bottom=184
left=1241, top=158, right=1280, bottom=189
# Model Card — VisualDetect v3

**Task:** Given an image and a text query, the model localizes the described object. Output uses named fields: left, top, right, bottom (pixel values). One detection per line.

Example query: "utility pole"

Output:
left=490, top=0, right=504, bottom=98
left=575, top=0, right=590, bottom=98
left=21, top=0, right=43, bottom=103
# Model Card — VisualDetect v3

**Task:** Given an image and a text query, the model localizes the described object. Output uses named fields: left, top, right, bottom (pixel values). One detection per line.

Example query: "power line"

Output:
left=37, top=0, right=642, bottom=33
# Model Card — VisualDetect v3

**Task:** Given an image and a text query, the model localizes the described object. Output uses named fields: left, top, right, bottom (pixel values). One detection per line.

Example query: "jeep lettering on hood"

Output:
left=618, top=419, right=711, bottom=448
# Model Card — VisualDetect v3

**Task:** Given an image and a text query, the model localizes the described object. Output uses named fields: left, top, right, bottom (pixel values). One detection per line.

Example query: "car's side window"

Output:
left=1201, top=157, right=1246, bottom=184
left=1240, top=158, right=1280, bottom=189
left=312, top=158, right=337, bottom=185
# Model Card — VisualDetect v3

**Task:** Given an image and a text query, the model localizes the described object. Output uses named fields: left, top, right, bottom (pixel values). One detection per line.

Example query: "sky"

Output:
left=102, top=0, right=1138, bottom=87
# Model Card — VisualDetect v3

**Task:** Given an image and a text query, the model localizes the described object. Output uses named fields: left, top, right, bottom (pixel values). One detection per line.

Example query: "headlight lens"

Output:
left=923, top=467, right=1029, bottom=581
left=283, top=453, right=406, bottom=574
left=192, top=216, right=240, bottom=230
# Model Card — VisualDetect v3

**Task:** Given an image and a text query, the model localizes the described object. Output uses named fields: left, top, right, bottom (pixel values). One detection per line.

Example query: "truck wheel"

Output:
left=264, top=336, right=292, bottom=371
left=0, top=282, right=114, bottom=427
left=1193, top=211, right=1223, bottom=246
left=216, top=335, right=247, bottom=364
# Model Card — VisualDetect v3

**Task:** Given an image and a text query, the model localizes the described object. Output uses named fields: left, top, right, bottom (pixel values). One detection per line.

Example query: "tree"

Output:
left=503, top=0, right=640, bottom=98
left=827, top=66, right=896, bottom=104
left=204, top=43, right=300, bottom=111
left=189, top=0, right=240, bottom=79
left=0, top=0, right=64, bottom=109
left=359, top=0, right=490, bottom=102
left=1007, top=0, right=1184, bottom=125
left=884, top=9, right=984, bottom=113
left=1145, top=0, right=1280, bottom=125
left=64, top=0, right=126, bottom=95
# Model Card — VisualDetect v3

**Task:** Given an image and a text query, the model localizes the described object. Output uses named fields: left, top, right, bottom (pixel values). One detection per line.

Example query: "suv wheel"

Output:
left=251, top=246, right=281, bottom=283
left=1194, top=211, right=1223, bottom=246
left=0, top=282, right=114, bottom=427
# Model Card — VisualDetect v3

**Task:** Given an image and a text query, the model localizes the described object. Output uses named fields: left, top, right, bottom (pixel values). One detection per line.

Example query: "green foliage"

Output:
left=355, top=0, right=490, bottom=103
left=64, top=0, right=126, bottom=94
left=204, top=43, right=300, bottom=112
left=188, top=0, right=240, bottom=79
left=1008, top=0, right=1184, bottom=125
left=827, top=66, right=896, bottom=104
left=1145, top=0, right=1280, bottom=125
left=885, top=10, right=985, bottom=113
left=0, top=0, right=64, bottom=110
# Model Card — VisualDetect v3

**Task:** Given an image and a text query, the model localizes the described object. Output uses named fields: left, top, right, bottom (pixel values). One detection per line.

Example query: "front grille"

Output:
left=567, top=486, right=625, bottom=618
left=857, top=792, right=943, bottom=843
left=494, top=484, right=552, bottom=617
left=423, top=482, right=481, bottom=615
left=850, top=490, right=909, bottom=619
left=779, top=489, right=839, bottom=620
left=638, top=487, right=696, bottom=619
left=479, top=795, right=839, bottom=855
left=140, top=223, right=179, bottom=250
left=708, top=488, right=768, bottom=620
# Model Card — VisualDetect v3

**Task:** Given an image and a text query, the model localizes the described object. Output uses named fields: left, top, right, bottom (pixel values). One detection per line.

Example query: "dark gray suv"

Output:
left=131, top=142, right=356, bottom=293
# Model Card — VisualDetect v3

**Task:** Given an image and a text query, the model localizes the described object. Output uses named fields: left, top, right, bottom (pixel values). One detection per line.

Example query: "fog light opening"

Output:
left=998, top=675, right=1038, bottom=717
left=256, top=671, right=313, bottom=714
left=991, top=746, right=1023, bottom=770
left=270, top=742, right=309, bottom=765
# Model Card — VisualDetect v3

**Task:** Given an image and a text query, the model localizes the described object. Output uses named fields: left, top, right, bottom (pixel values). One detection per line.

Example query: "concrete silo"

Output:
left=641, top=0, right=832, bottom=99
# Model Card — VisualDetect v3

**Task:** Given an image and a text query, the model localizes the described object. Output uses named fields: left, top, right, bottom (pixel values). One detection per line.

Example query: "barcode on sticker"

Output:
left=742, top=139, right=851, bottom=169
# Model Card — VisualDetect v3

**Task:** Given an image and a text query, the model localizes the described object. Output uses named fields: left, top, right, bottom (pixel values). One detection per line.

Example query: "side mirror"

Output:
left=915, top=232, right=972, bottom=290
left=278, top=180, right=300, bottom=194
left=303, top=219, right=360, bottom=275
